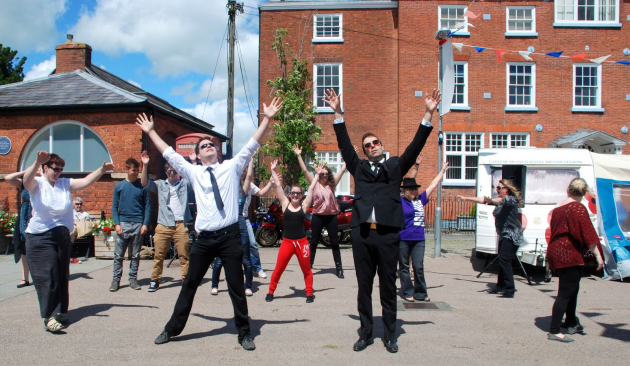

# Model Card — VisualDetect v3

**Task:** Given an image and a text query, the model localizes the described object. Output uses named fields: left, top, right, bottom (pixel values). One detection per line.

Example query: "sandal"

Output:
left=55, top=313, right=70, bottom=325
left=404, top=297, right=415, bottom=302
left=423, top=297, right=430, bottom=302
left=17, top=280, right=30, bottom=288
left=45, top=317, right=64, bottom=333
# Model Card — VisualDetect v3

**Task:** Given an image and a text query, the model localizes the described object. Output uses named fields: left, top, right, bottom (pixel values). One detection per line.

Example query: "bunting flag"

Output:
left=464, top=11, right=480, bottom=19
left=440, top=39, right=455, bottom=116
left=617, top=60, right=630, bottom=65
left=467, top=23, right=475, bottom=27
left=591, top=55, right=611, bottom=64
left=495, top=49, right=507, bottom=64
left=571, top=52, right=588, bottom=59
left=546, top=51, right=563, bottom=57
left=518, top=51, right=533, bottom=61
left=474, top=47, right=485, bottom=53
left=452, top=43, right=464, bottom=52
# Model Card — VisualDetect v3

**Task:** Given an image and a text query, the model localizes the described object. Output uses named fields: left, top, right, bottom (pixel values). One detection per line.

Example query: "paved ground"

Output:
left=1, top=235, right=629, bottom=365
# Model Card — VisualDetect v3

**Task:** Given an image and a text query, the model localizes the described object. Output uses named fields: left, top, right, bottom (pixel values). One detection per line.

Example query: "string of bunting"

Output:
left=444, top=0, right=630, bottom=66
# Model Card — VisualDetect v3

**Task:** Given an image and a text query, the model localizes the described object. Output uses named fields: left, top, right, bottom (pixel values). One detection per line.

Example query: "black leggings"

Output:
left=496, top=238, right=518, bottom=295
left=549, top=266, right=583, bottom=334
left=309, top=214, right=342, bottom=267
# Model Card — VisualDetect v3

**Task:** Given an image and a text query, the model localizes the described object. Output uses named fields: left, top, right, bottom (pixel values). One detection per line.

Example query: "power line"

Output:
left=235, top=27, right=259, bottom=128
left=202, top=24, right=229, bottom=120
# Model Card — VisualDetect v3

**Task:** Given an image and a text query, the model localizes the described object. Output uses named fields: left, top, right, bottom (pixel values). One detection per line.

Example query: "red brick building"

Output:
left=0, top=36, right=227, bottom=217
left=259, top=0, right=630, bottom=196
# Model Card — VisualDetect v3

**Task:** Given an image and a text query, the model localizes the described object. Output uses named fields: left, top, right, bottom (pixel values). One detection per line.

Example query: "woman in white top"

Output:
left=22, top=151, right=113, bottom=333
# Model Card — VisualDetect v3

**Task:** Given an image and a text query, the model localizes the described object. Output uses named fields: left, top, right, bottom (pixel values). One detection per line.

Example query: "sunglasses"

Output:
left=166, top=171, right=177, bottom=175
left=74, top=203, right=82, bottom=206
left=289, top=191, right=303, bottom=196
left=320, top=173, right=329, bottom=176
left=363, top=139, right=381, bottom=149
left=199, top=142, right=216, bottom=150
left=496, top=186, right=507, bottom=190
left=48, top=166, right=63, bottom=173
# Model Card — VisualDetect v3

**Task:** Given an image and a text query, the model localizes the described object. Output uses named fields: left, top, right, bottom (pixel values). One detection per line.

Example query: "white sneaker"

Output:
left=245, top=288, right=253, bottom=296
left=257, top=270, right=267, bottom=279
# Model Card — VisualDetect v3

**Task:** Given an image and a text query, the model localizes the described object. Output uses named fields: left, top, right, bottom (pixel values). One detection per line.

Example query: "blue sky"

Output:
left=2, top=0, right=267, bottom=152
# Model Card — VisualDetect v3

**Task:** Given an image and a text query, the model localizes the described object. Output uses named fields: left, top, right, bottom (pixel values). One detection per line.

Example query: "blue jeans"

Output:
left=212, top=217, right=253, bottom=289
left=246, top=219, right=262, bottom=272
left=112, top=222, right=143, bottom=281
left=398, top=240, right=427, bottom=299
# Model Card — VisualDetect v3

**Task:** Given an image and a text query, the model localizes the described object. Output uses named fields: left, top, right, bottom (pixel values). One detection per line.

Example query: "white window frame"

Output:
left=438, top=5, right=470, bottom=36
left=313, top=63, right=342, bottom=113
left=505, top=62, right=537, bottom=111
left=554, top=0, right=620, bottom=27
left=505, top=6, right=538, bottom=37
left=313, top=13, right=344, bottom=43
left=572, top=64, right=603, bottom=112
left=20, top=120, right=113, bottom=172
left=451, top=61, right=469, bottom=109
left=443, top=132, right=484, bottom=186
left=490, top=133, right=530, bottom=148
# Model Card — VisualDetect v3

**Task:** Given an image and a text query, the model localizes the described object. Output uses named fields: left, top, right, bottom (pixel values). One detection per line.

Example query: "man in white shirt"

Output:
left=136, top=97, right=282, bottom=351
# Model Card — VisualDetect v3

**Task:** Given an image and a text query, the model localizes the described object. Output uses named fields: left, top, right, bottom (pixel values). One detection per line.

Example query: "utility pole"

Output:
left=226, top=0, right=243, bottom=159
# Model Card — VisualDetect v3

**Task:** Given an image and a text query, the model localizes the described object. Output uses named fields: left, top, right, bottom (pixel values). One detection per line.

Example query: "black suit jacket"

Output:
left=334, top=121, right=433, bottom=229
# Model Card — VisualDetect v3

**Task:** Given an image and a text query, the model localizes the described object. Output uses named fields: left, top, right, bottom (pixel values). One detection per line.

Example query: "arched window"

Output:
left=21, top=121, right=112, bottom=172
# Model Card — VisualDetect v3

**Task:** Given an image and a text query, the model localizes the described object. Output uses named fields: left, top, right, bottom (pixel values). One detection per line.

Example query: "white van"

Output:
left=474, top=148, right=597, bottom=268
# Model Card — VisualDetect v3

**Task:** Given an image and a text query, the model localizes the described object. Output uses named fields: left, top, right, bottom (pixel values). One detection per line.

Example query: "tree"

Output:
left=260, top=29, right=321, bottom=188
left=0, top=44, right=27, bottom=85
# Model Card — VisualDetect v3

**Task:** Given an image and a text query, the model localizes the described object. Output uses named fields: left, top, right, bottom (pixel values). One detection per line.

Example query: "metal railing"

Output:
left=254, top=195, right=476, bottom=234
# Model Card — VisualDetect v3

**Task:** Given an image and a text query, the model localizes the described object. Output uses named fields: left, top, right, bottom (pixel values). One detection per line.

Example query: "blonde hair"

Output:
left=567, top=178, right=593, bottom=198
left=500, top=179, right=524, bottom=208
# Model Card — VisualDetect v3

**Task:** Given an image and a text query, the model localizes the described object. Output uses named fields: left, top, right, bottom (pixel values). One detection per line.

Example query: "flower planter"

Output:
left=94, top=232, right=118, bottom=259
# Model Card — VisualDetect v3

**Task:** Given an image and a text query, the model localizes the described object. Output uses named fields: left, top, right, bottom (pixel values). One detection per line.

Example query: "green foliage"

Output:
left=0, top=197, right=17, bottom=234
left=0, top=44, right=27, bottom=85
left=260, top=29, right=321, bottom=188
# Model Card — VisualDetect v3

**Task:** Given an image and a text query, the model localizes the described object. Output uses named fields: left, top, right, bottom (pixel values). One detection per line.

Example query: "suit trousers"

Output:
left=549, top=266, right=583, bottom=334
left=164, top=222, right=251, bottom=340
left=351, top=224, right=400, bottom=342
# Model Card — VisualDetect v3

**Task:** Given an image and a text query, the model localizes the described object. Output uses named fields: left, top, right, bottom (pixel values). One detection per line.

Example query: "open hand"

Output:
left=141, top=150, right=150, bottom=165
left=315, top=163, right=326, bottom=175
left=135, top=113, right=154, bottom=133
left=262, top=97, right=283, bottom=119
left=189, top=151, right=198, bottom=164
left=270, top=159, right=278, bottom=171
left=292, top=144, right=302, bottom=155
left=324, top=88, right=342, bottom=113
left=425, top=89, right=442, bottom=112
left=36, top=151, right=51, bottom=165
left=101, top=162, right=115, bottom=172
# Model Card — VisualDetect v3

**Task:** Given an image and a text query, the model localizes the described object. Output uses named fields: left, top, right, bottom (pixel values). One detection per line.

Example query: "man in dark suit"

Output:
left=324, top=88, right=441, bottom=353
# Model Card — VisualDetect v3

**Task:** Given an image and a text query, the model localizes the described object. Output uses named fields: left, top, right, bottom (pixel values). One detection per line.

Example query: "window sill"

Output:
left=571, top=107, right=605, bottom=113
left=312, top=38, right=344, bottom=43
left=450, top=105, right=471, bottom=111
left=315, top=107, right=344, bottom=114
left=450, top=31, right=470, bottom=37
left=553, top=22, right=621, bottom=28
left=505, top=106, right=538, bottom=112
left=443, top=181, right=476, bottom=187
left=504, top=31, right=538, bottom=37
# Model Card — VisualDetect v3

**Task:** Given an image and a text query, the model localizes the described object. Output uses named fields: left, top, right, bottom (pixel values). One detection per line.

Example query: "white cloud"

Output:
left=127, top=79, right=141, bottom=88
left=183, top=98, right=258, bottom=154
left=0, top=0, right=67, bottom=52
left=24, top=55, right=57, bottom=81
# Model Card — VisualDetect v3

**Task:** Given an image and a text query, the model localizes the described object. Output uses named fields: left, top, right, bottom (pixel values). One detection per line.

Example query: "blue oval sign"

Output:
left=0, top=136, right=11, bottom=155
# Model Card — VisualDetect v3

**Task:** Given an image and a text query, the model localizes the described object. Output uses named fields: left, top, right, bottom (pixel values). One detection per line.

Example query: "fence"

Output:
left=254, top=195, right=476, bottom=234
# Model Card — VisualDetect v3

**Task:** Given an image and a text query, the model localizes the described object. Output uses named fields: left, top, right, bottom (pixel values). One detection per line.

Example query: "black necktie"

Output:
left=206, top=167, right=224, bottom=211
left=371, top=162, right=381, bottom=175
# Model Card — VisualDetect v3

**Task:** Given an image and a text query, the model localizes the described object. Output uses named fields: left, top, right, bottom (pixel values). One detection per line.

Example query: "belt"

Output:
left=175, top=220, right=184, bottom=224
left=199, top=222, right=239, bottom=239
left=369, top=223, right=378, bottom=230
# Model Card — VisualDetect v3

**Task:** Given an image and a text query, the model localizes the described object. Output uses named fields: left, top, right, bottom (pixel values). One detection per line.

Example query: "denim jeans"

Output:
left=246, top=219, right=262, bottom=272
left=211, top=216, right=252, bottom=289
left=398, top=240, right=427, bottom=299
left=112, top=222, right=143, bottom=282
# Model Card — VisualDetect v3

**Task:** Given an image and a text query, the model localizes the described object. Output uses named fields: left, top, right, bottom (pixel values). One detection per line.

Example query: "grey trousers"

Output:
left=398, top=240, right=428, bottom=299
left=112, top=222, right=143, bottom=282
left=26, top=226, right=71, bottom=318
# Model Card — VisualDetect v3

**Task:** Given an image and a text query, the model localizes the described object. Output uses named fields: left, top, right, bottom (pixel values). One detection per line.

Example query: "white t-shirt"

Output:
left=26, top=176, right=74, bottom=234
left=241, top=183, right=260, bottom=217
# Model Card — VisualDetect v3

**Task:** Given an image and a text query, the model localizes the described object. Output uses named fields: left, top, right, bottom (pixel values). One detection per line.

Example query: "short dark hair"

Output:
left=125, top=157, right=140, bottom=169
left=164, top=162, right=172, bottom=172
left=361, top=132, right=378, bottom=154
left=194, top=136, right=215, bottom=155
left=43, top=153, right=65, bottom=170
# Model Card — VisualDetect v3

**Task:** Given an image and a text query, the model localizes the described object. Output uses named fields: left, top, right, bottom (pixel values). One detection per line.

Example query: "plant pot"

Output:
left=94, top=232, right=119, bottom=259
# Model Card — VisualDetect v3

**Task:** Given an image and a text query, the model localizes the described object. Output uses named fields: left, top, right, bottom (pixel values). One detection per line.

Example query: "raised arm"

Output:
left=457, top=195, right=487, bottom=204
left=333, top=161, right=347, bottom=186
left=140, top=150, right=150, bottom=187
left=270, top=160, right=288, bottom=207
left=243, top=155, right=255, bottom=190
left=23, top=151, right=50, bottom=192
left=425, top=161, right=449, bottom=198
left=292, top=144, right=314, bottom=184
left=303, top=164, right=323, bottom=210
left=252, top=97, right=283, bottom=144
left=136, top=113, right=170, bottom=154
left=407, top=154, right=423, bottom=178
left=326, top=89, right=360, bottom=174
left=399, top=89, right=440, bottom=173
left=255, top=181, right=273, bottom=197
left=70, top=162, right=115, bottom=192
left=4, top=170, right=25, bottom=188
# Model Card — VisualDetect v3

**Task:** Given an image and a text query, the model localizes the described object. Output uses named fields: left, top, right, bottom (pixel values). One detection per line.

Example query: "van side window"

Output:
left=491, top=169, right=579, bottom=204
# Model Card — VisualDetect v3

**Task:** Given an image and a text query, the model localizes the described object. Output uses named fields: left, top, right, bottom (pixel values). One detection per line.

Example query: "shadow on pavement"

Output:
left=69, top=303, right=158, bottom=325
left=185, top=313, right=310, bottom=340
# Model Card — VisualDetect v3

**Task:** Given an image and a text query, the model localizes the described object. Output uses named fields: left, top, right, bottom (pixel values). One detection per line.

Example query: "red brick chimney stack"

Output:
left=53, top=34, right=92, bottom=74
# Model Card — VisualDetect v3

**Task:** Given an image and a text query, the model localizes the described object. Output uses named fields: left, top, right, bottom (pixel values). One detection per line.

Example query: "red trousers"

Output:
left=269, top=237, right=313, bottom=296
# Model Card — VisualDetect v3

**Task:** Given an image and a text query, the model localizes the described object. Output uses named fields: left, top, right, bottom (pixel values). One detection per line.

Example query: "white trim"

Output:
left=505, top=106, right=538, bottom=112
left=313, top=62, right=343, bottom=113
left=573, top=64, right=602, bottom=109
left=452, top=61, right=468, bottom=108
left=260, top=1, right=398, bottom=11
left=505, top=32, right=539, bottom=37
left=506, top=62, right=536, bottom=108
left=312, top=39, right=344, bottom=43
left=20, top=120, right=113, bottom=172
left=506, top=6, right=536, bottom=34
left=554, top=0, right=620, bottom=25
left=438, top=5, right=468, bottom=33
left=489, top=133, right=531, bottom=148
left=443, top=131, right=484, bottom=184
left=313, top=13, right=344, bottom=43
left=552, top=21, right=621, bottom=27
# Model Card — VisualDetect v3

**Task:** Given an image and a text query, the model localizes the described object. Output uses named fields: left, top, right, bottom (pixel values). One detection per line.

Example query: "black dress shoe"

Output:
left=306, top=295, right=315, bottom=303
left=353, top=338, right=374, bottom=351
left=239, top=335, right=256, bottom=351
left=265, top=293, right=274, bottom=302
left=336, top=269, right=345, bottom=279
left=383, top=340, right=399, bottom=353
left=154, top=330, right=171, bottom=345
left=487, top=288, right=504, bottom=294
left=500, top=293, right=514, bottom=298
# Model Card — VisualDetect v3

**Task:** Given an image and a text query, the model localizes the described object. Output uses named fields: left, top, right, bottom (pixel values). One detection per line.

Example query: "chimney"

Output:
left=53, top=34, right=92, bottom=74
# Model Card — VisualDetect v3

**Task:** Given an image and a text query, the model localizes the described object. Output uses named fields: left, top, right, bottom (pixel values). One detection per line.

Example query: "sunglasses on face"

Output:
left=289, top=191, right=303, bottom=196
left=74, top=203, right=82, bottom=206
left=320, top=173, right=329, bottom=176
left=363, top=139, right=381, bottom=149
left=496, top=186, right=507, bottom=191
left=166, top=171, right=177, bottom=175
left=199, top=142, right=216, bottom=150
left=48, top=166, right=63, bottom=173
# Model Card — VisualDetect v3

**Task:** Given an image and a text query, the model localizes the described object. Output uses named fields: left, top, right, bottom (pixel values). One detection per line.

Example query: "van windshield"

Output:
left=491, top=169, right=579, bottom=204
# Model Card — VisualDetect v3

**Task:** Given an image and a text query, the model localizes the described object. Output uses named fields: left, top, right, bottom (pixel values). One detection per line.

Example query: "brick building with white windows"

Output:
left=259, top=0, right=630, bottom=199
